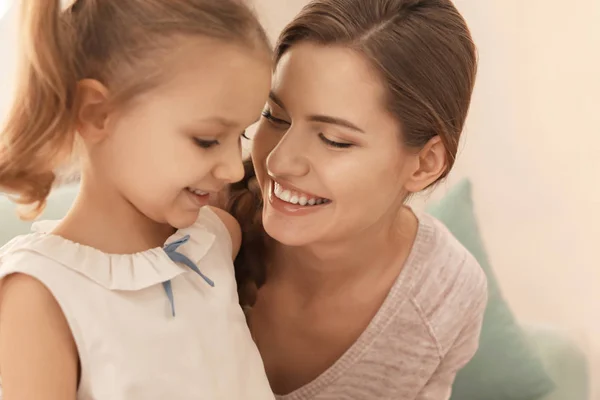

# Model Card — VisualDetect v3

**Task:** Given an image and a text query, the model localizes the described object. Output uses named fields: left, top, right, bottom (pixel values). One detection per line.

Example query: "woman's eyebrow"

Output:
left=270, top=91, right=364, bottom=133
left=307, top=114, right=365, bottom=133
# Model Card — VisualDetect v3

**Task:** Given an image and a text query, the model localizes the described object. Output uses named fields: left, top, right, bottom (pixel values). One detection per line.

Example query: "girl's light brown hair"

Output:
left=0, top=0, right=270, bottom=218
left=229, top=0, right=478, bottom=306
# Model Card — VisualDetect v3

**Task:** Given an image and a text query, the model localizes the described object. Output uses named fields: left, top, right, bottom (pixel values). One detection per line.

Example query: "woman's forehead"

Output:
left=273, top=44, right=385, bottom=110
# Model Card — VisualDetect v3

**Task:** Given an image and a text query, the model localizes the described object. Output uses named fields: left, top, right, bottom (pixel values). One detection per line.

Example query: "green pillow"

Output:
left=426, top=179, right=554, bottom=400
left=0, top=184, right=79, bottom=246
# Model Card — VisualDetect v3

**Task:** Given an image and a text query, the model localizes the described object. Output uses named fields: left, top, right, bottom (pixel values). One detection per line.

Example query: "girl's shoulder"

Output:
left=199, top=206, right=241, bottom=258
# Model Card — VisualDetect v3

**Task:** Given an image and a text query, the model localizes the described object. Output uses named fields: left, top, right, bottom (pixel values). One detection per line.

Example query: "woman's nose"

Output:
left=265, top=128, right=310, bottom=179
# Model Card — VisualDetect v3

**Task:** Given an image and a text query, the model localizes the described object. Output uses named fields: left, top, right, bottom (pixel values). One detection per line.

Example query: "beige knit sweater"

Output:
left=274, top=213, right=488, bottom=400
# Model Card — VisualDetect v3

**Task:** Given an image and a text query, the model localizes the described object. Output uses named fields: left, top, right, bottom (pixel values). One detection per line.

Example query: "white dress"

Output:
left=0, top=207, right=274, bottom=400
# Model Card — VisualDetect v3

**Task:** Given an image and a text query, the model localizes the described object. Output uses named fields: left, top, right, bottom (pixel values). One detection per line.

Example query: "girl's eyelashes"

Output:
left=261, top=109, right=290, bottom=128
left=196, top=131, right=249, bottom=148
left=318, top=133, right=353, bottom=149
left=194, top=138, right=219, bottom=149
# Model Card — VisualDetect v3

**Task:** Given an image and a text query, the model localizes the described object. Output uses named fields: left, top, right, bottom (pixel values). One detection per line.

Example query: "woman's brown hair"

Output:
left=230, top=0, right=478, bottom=306
left=0, top=0, right=270, bottom=218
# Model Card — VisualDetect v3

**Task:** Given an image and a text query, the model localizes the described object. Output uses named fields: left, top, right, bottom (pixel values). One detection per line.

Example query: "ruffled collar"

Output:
left=0, top=209, right=217, bottom=291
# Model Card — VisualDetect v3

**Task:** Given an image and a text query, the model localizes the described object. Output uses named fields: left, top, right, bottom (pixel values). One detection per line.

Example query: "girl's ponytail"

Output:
left=0, top=0, right=77, bottom=217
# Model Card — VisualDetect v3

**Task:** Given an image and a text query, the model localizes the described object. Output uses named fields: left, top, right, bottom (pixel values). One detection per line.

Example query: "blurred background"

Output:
left=1, top=0, right=598, bottom=398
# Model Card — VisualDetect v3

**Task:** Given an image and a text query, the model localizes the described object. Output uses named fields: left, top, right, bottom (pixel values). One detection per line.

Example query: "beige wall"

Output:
left=1, top=0, right=598, bottom=395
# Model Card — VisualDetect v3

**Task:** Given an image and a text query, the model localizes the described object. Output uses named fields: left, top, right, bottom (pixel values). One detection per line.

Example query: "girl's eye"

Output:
left=261, top=109, right=290, bottom=129
left=241, top=130, right=250, bottom=140
left=194, top=138, right=219, bottom=149
left=318, top=133, right=353, bottom=149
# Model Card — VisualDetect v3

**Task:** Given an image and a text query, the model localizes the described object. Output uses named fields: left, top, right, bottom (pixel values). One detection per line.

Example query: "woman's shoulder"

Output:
left=403, top=212, right=488, bottom=346
left=412, top=212, right=487, bottom=293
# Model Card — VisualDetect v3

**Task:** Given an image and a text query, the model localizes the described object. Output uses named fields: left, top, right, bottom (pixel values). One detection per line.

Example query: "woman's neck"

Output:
left=266, top=206, right=419, bottom=301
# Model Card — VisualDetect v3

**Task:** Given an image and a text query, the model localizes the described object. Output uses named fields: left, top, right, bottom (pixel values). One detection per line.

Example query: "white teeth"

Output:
left=280, top=190, right=291, bottom=202
left=188, top=187, right=208, bottom=196
left=272, top=181, right=328, bottom=207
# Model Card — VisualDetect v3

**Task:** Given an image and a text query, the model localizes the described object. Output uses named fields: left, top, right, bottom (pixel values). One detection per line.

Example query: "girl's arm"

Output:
left=0, top=274, right=78, bottom=400
left=208, top=207, right=242, bottom=259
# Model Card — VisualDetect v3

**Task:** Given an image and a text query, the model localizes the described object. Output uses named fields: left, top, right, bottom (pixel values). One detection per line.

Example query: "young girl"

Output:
left=0, top=0, right=274, bottom=399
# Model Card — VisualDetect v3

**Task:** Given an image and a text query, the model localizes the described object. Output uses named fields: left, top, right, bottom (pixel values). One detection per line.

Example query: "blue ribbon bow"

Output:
left=162, top=235, right=214, bottom=316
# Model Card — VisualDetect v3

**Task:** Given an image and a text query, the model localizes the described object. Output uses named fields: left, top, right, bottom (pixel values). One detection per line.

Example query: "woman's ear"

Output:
left=75, top=79, right=111, bottom=144
left=404, top=136, right=448, bottom=193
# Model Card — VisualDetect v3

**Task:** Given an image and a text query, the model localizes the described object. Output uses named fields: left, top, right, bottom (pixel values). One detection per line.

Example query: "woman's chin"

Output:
left=263, top=220, right=319, bottom=248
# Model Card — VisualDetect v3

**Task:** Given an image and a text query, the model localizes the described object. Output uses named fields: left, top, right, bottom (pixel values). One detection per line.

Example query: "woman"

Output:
left=227, top=0, right=487, bottom=398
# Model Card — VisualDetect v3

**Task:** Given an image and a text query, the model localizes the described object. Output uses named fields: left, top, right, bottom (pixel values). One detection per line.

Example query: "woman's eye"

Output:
left=318, top=133, right=353, bottom=149
left=194, top=138, right=219, bottom=149
left=241, top=130, right=250, bottom=140
left=261, top=109, right=290, bottom=129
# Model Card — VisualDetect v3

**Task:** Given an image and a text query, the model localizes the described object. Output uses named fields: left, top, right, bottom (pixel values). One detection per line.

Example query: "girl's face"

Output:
left=86, top=38, right=271, bottom=229
left=252, top=43, right=420, bottom=247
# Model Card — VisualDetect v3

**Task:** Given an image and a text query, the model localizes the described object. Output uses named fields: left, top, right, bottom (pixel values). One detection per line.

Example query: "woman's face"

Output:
left=252, top=43, right=419, bottom=247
